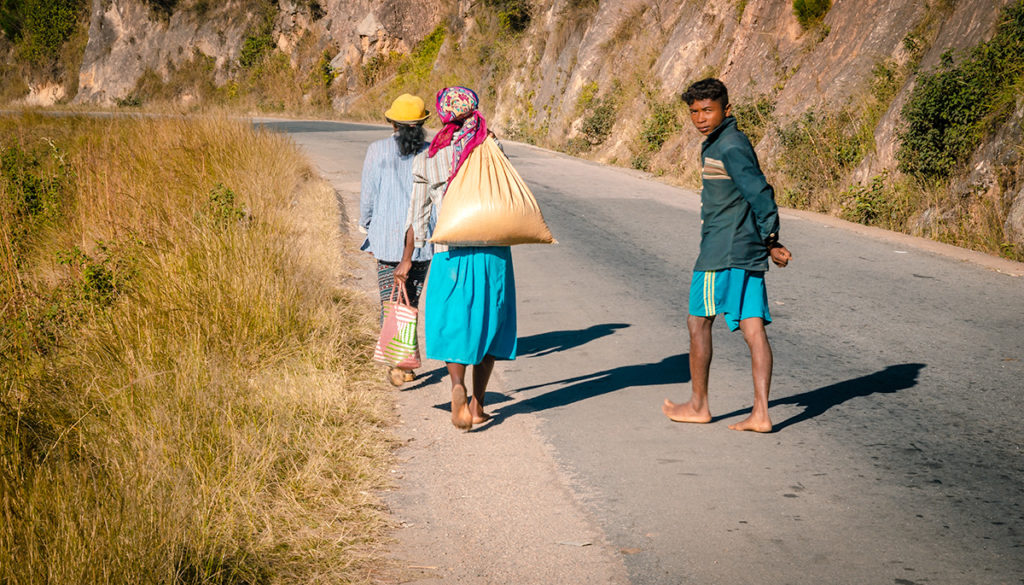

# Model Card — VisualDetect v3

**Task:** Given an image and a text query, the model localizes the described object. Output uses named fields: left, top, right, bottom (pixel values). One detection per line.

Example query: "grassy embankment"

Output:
left=1, top=113, right=392, bottom=584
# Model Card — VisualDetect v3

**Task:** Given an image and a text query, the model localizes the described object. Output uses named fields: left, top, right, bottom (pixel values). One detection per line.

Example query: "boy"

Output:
left=662, top=78, right=792, bottom=433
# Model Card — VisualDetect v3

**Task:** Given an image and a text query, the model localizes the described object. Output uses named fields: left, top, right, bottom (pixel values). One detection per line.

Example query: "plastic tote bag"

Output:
left=429, top=137, right=556, bottom=246
left=372, top=285, right=421, bottom=370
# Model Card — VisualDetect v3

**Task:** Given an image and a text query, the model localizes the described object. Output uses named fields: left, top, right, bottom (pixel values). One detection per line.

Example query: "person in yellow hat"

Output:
left=359, top=94, right=432, bottom=386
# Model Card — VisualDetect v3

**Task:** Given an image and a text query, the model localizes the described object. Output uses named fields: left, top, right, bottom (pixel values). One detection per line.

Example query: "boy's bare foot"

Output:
left=471, top=412, right=492, bottom=425
left=451, top=384, right=472, bottom=430
left=727, top=413, right=772, bottom=433
left=662, top=398, right=711, bottom=423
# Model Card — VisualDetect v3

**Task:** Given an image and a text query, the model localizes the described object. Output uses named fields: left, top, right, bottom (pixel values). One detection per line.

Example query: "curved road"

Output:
left=263, top=119, right=1024, bottom=585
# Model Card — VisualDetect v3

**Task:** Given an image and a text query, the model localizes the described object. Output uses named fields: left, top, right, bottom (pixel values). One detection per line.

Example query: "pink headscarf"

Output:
left=428, top=86, right=488, bottom=181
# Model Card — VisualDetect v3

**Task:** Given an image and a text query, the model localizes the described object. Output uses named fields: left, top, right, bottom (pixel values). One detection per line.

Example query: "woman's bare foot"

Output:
left=662, top=398, right=711, bottom=423
left=451, top=384, right=472, bottom=430
left=727, top=413, right=772, bottom=433
left=388, top=366, right=406, bottom=387
left=468, top=398, right=491, bottom=425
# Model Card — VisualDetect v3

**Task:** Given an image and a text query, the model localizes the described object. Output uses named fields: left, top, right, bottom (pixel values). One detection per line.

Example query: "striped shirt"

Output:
left=406, top=139, right=502, bottom=252
left=406, top=143, right=455, bottom=253
left=359, top=135, right=433, bottom=262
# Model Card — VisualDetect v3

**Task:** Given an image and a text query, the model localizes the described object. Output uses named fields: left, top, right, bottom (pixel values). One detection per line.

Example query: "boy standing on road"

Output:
left=662, top=78, right=792, bottom=433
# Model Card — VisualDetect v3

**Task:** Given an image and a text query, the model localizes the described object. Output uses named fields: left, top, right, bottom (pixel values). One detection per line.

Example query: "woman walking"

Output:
left=359, top=93, right=433, bottom=387
left=395, top=86, right=516, bottom=431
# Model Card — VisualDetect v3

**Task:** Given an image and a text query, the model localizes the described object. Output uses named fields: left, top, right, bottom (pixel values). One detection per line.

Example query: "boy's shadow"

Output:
left=494, top=353, right=691, bottom=420
left=517, top=323, right=630, bottom=358
left=712, top=363, right=926, bottom=432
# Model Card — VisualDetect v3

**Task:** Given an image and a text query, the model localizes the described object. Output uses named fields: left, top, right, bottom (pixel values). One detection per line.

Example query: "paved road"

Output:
left=262, top=119, right=1024, bottom=585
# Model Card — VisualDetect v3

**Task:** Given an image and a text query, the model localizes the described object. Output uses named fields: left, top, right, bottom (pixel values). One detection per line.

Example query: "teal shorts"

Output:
left=688, top=268, right=771, bottom=332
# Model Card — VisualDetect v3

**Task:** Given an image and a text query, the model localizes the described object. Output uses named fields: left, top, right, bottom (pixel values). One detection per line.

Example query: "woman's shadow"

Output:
left=495, top=353, right=691, bottom=419
left=712, top=363, right=926, bottom=432
left=517, top=323, right=630, bottom=358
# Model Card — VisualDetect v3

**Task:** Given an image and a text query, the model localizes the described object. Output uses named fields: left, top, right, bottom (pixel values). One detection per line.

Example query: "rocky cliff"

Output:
left=5, top=0, right=1023, bottom=260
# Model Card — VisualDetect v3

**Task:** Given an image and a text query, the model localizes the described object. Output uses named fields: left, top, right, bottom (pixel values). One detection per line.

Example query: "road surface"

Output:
left=262, top=119, right=1024, bottom=585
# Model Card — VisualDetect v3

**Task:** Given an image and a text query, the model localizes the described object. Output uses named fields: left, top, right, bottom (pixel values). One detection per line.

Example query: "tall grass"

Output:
left=0, top=113, right=392, bottom=584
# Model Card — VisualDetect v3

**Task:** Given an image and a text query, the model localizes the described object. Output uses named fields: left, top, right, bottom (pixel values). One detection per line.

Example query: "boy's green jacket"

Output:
left=695, top=116, right=780, bottom=272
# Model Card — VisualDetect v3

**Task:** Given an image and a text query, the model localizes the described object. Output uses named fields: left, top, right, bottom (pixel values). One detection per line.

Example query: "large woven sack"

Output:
left=429, top=137, right=556, bottom=246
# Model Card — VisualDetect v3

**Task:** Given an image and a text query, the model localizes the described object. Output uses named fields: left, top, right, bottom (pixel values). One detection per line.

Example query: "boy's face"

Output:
left=688, top=98, right=731, bottom=136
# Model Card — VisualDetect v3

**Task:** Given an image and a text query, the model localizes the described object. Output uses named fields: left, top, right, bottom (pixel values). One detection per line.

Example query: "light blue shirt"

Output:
left=359, top=134, right=433, bottom=262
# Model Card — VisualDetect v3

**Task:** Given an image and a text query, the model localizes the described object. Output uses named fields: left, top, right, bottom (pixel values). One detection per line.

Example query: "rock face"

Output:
left=75, top=0, right=252, bottom=104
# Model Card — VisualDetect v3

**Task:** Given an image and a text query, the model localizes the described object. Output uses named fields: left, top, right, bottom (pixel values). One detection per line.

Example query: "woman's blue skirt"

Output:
left=424, top=246, right=517, bottom=365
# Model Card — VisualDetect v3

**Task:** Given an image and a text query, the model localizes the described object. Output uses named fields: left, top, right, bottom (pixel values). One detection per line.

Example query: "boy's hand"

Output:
left=769, top=244, right=792, bottom=268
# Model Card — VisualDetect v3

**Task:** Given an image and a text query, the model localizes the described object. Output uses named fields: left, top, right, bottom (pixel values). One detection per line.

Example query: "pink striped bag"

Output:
left=373, top=284, right=421, bottom=370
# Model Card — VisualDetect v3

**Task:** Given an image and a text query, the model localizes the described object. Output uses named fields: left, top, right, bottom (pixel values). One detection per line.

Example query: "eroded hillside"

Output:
left=3, top=0, right=1022, bottom=261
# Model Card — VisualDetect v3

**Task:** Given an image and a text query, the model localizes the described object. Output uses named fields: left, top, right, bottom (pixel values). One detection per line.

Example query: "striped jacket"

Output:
left=695, top=116, right=780, bottom=272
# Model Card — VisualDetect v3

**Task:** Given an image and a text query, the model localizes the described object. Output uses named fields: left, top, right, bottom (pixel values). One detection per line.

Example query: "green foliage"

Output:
left=776, top=108, right=872, bottom=208
left=239, top=3, right=277, bottom=70
left=736, top=0, right=749, bottom=22
left=397, top=24, right=446, bottom=82
left=56, top=241, right=136, bottom=306
left=897, top=1, right=1024, bottom=179
left=839, top=173, right=916, bottom=229
left=0, top=0, right=23, bottom=40
left=145, top=0, right=178, bottom=19
left=484, top=0, right=533, bottom=34
left=0, top=140, right=73, bottom=263
left=732, top=95, right=776, bottom=147
left=574, top=83, right=620, bottom=151
left=10, top=0, right=87, bottom=66
left=792, top=0, right=830, bottom=29
left=575, top=81, right=599, bottom=115
left=639, top=101, right=681, bottom=152
left=205, top=183, right=248, bottom=227
left=361, top=52, right=402, bottom=86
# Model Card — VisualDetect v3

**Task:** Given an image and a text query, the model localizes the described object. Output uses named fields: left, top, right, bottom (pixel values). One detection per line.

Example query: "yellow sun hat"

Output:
left=384, top=93, right=430, bottom=124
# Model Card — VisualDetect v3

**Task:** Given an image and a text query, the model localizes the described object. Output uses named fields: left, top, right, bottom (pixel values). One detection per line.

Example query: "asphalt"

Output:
left=264, top=118, right=1024, bottom=585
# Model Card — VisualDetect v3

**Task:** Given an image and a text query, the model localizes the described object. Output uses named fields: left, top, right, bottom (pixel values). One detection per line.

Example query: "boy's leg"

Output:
left=663, top=314, right=714, bottom=423
left=446, top=362, right=473, bottom=430
left=469, top=355, right=496, bottom=424
left=730, top=317, right=773, bottom=432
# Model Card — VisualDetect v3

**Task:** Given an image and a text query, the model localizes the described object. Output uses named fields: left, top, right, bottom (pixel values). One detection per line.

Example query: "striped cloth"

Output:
left=376, top=260, right=429, bottom=325
left=359, top=134, right=433, bottom=262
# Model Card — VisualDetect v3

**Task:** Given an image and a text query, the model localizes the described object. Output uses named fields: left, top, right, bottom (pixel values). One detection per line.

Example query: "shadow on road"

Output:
left=401, top=365, right=448, bottom=391
left=495, top=353, right=691, bottom=419
left=713, top=363, right=926, bottom=432
left=517, top=323, right=630, bottom=358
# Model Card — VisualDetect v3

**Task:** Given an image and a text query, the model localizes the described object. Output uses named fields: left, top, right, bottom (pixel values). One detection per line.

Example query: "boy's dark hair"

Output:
left=681, top=78, right=729, bottom=107
left=394, top=123, right=426, bottom=156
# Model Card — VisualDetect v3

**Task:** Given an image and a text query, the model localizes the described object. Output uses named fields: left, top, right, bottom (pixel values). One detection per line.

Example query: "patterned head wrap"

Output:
left=428, top=86, right=488, bottom=181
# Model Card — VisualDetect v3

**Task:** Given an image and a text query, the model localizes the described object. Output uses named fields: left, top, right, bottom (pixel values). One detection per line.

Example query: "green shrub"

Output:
left=776, top=108, right=871, bottom=208
left=839, top=173, right=916, bottom=230
left=484, top=0, right=533, bottom=34
left=145, top=0, right=177, bottom=19
left=732, top=95, right=775, bottom=146
left=579, top=95, right=618, bottom=148
left=897, top=1, right=1024, bottom=179
left=0, top=140, right=73, bottom=263
left=13, top=0, right=87, bottom=66
left=397, top=24, right=445, bottom=83
left=239, top=3, right=277, bottom=69
left=792, top=0, right=830, bottom=29
left=639, top=100, right=681, bottom=152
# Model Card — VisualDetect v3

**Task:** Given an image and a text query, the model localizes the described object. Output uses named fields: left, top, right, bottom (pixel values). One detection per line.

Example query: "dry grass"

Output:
left=0, top=113, right=392, bottom=584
